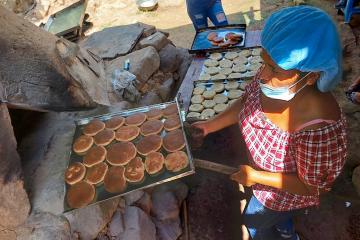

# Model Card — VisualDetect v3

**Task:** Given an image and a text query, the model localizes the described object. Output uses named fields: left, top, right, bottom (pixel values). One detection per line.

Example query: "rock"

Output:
left=139, top=92, right=162, bottom=106
left=138, top=82, right=150, bottom=93
left=105, top=46, right=160, bottom=83
left=159, top=44, right=180, bottom=73
left=157, top=77, right=175, bottom=101
left=0, top=104, right=30, bottom=229
left=173, top=72, right=180, bottom=81
left=1, top=0, right=34, bottom=14
left=170, top=181, right=189, bottom=203
left=153, top=181, right=189, bottom=203
left=78, top=101, right=133, bottom=118
left=138, top=22, right=156, bottom=38
left=139, top=32, right=169, bottom=51
left=154, top=218, right=182, bottom=240
left=135, top=192, right=152, bottom=215
left=151, top=191, right=180, bottom=222
left=159, top=30, right=170, bottom=38
left=158, top=0, right=184, bottom=7
left=80, top=23, right=144, bottom=59
left=176, top=47, right=192, bottom=83
left=96, top=231, right=110, bottom=240
left=124, top=190, right=145, bottom=205
left=118, top=197, right=126, bottom=212
left=108, top=210, right=125, bottom=237
left=19, top=112, right=75, bottom=215
left=64, top=198, right=119, bottom=240
left=352, top=165, right=360, bottom=196
left=0, top=229, right=16, bottom=240
left=15, top=211, right=71, bottom=240
left=118, top=206, right=156, bottom=240
left=150, top=70, right=166, bottom=84
left=34, top=3, right=50, bottom=19
left=0, top=177, right=30, bottom=230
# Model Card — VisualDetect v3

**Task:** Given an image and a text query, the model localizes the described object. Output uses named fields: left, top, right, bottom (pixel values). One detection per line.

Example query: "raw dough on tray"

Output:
left=193, top=85, right=206, bottom=95
left=213, top=103, right=228, bottom=113
left=202, top=99, right=216, bottom=108
left=204, top=59, right=219, bottom=67
left=209, top=52, right=223, bottom=61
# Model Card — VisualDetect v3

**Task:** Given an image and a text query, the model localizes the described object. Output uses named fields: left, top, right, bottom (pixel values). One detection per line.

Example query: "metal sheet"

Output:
left=64, top=99, right=195, bottom=213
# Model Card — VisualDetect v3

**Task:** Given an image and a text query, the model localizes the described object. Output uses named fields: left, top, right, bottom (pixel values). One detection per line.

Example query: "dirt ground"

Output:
left=26, top=0, right=274, bottom=48
left=83, top=0, right=270, bottom=48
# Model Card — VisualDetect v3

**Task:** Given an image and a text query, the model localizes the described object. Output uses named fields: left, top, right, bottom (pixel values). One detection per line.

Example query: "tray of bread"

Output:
left=189, top=24, right=246, bottom=54
left=64, top=100, right=195, bottom=212
left=186, top=79, right=250, bottom=120
left=197, top=48, right=263, bottom=81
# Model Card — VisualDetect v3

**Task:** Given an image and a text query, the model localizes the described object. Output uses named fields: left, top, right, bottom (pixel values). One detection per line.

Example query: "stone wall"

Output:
left=0, top=21, right=192, bottom=240
left=79, top=22, right=192, bottom=104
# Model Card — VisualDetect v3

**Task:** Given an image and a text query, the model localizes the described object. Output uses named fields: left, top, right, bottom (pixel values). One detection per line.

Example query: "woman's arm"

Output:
left=231, top=165, right=319, bottom=196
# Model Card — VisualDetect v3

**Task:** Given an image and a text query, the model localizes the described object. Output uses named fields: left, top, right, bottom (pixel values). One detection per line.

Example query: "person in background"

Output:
left=189, top=6, right=347, bottom=240
left=186, top=0, right=228, bottom=31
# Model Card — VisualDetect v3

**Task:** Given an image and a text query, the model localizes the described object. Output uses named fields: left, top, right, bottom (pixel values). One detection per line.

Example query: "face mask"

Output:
left=259, top=72, right=312, bottom=101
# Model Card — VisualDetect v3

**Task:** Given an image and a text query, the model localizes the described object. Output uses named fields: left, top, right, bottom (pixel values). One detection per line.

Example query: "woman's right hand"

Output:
left=187, top=121, right=209, bottom=148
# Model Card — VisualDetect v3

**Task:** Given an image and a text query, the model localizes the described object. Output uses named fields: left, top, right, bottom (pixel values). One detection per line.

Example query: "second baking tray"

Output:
left=64, top=100, right=195, bottom=213
left=189, top=24, right=246, bottom=54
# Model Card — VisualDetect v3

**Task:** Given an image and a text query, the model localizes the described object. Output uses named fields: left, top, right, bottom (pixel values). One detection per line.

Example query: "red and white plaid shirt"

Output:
left=239, top=79, right=347, bottom=211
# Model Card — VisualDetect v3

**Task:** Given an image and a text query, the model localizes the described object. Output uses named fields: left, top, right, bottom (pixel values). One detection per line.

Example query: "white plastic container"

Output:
left=136, top=0, right=158, bottom=11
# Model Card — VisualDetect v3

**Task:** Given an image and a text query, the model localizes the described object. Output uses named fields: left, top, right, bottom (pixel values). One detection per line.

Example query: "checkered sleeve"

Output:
left=295, top=121, right=347, bottom=192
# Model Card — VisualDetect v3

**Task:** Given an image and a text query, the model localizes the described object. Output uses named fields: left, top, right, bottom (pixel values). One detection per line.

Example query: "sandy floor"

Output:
left=83, top=0, right=283, bottom=48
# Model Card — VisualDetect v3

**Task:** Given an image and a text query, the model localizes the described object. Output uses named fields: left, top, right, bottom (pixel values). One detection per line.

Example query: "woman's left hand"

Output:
left=230, top=165, right=257, bottom=187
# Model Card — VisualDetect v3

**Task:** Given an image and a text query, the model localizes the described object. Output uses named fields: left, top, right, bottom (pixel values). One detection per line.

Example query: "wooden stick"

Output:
left=183, top=200, right=190, bottom=240
left=193, top=158, right=238, bottom=175
left=239, top=184, right=249, bottom=240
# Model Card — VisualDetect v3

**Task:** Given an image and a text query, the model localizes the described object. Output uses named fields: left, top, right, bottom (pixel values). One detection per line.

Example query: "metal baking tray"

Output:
left=196, top=47, right=263, bottom=82
left=189, top=24, right=246, bottom=54
left=186, top=79, right=248, bottom=122
left=64, top=99, right=195, bottom=212
left=44, top=0, right=87, bottom=37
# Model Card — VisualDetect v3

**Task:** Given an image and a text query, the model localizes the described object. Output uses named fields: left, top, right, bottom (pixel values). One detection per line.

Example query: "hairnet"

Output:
left=261, top=6, right=342, bottom=92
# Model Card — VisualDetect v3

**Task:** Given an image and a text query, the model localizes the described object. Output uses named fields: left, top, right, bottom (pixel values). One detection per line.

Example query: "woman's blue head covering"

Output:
left=261, top=6, right=342, bottom=92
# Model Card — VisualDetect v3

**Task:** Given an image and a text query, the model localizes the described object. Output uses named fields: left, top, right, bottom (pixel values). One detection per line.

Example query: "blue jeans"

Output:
left=244, top=195, right=300, bottom=240
left=186, top=0, right=228, bottom=31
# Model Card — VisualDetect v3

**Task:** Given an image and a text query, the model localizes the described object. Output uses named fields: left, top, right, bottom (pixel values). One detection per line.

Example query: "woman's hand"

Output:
left=187, top=121, right=209, bottom=148
left=230, top=165, right=257, bottom=187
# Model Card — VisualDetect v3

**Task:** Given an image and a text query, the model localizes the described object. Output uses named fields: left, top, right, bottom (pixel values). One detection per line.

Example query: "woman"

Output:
left=186, top=0, right=228, bottom=31
left=190, top=6, right=347, bottom=240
